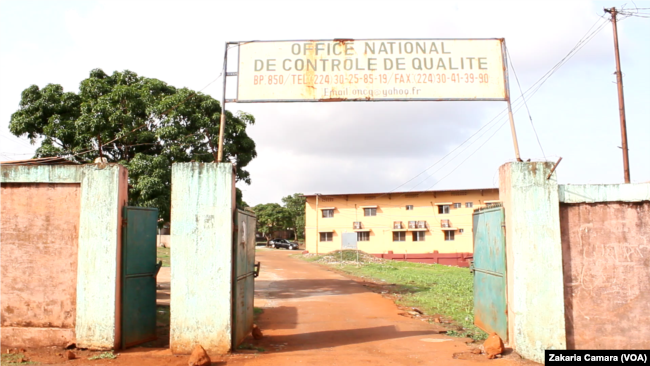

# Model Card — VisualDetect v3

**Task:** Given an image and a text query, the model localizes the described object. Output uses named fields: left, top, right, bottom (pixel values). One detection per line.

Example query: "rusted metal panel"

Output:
left=236, top=39, right=507, bottom=102
left=121, top=207, right=158, bottom=348
left=472, top=206, right=507, bottom=341
left=232, top=209, right=257, bottom=348
left=561, top=201, right=650, bottom=349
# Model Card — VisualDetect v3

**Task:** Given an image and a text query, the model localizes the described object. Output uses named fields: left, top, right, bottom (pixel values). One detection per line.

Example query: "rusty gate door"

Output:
left=471, top=205, right=507, bottom=342
left=121, top=206, right=160, bottom=348
left=231, top=209, right=257, bottom=348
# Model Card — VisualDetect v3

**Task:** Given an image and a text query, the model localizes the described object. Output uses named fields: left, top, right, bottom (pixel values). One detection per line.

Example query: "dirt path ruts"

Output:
left=6, top=249, right=539, bottom=365
left=227, top=249, right=536, bottom=366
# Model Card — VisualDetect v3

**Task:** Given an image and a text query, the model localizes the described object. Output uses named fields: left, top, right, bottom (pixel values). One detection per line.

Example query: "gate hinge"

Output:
left=122, top=219, right=128, bottom=227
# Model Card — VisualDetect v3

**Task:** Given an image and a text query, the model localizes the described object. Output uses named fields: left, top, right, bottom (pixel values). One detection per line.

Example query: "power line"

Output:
left=506, top=47, right=546, bottom=159
left=381, top=15, right=611, bottom=195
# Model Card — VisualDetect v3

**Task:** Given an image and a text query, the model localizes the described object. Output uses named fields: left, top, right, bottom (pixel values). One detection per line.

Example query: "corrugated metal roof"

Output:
left=0, top=157, right=80, bottom=166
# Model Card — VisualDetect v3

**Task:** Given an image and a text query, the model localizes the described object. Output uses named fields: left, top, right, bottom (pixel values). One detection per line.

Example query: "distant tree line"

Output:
left=253, top=193, right=306, bottom=242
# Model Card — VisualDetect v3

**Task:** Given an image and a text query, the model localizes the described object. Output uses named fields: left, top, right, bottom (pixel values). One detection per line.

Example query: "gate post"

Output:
left=170, top=163, right=236, bottom=355
left=76, top=164, right=129, bottom=350
left=498, top=162, right=566, bottom=362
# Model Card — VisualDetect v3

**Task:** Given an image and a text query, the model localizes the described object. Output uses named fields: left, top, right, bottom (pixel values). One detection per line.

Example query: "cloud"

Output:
left=2, top=0, right=649, bottom=207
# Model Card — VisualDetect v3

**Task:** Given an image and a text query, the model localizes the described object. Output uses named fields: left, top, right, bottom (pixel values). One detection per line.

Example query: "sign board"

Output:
left=341, top=232, right=358, bottom=250
left=236, top=39, right=507, bottom=102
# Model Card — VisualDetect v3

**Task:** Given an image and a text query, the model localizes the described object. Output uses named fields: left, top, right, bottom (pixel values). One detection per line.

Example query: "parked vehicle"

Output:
left=268, top=238, right=299, bottom=250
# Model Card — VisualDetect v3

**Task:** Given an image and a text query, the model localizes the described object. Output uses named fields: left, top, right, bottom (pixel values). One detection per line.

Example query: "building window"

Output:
left=445, top=231, right=455, bottom=241
left=453, top=203, right=462, bottom=209
left=393, top=232, right=405, bottom=241
left=438, top=205, right=450, bottom=214
left=357, top=232, right=370, bottom=241
left=320, top=232, right=333, bottom=241
left=465, top=202, right=473, bottom=208
left=406, top=205, right=414, bottom=210
left=322, top=209, right=333, bottom=218
left=412, top=231, right=425, bottom=241
left=364, top=207, right=377, bottom=216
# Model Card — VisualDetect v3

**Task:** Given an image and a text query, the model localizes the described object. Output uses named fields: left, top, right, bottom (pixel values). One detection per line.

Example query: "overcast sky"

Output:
left=1, top=0, right=649, bottom=206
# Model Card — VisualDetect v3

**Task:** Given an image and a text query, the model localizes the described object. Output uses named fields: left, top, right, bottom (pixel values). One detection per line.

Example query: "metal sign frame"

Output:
left=233, top=38, right=509, bottom=103
left=215, top=38, right=521, bottom=166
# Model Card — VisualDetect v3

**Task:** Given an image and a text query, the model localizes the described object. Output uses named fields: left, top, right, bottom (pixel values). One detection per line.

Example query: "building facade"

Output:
left=304, top=188, right=499, bottom=263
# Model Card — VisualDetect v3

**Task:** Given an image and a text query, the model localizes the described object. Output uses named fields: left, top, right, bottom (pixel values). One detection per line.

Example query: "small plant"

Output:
left=157, top=247, right=170, bottom=267
left=253, top=307, right=264, bottom=321
left=1, top=353, right=37, bottom=365
left=89, top=352, right=117, bottom=360
left=237, top=343, right=265, bottom=352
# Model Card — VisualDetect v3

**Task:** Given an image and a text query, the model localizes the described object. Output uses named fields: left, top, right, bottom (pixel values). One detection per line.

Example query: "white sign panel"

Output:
left=236, top=39, right=507, bottom=102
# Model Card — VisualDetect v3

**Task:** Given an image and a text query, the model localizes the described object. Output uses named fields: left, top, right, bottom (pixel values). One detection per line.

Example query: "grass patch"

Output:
left=157, top=247, right=170, bottom=267
left=88, top=352, right=117, bottom=360
left=298, top=251, right=487, bottom=341
left=237, top=343, right=265, bottom=352
left=253, top=307, right=264, bottom=322
left=1, top=353, right=37, bottom=365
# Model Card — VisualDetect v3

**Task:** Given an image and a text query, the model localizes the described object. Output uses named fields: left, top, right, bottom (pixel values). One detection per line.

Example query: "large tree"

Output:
left=252, top=203, right=291, bottom=242
left=281, top=193, right=306, bottom=239
left=9, top=69, right=256, bottom=224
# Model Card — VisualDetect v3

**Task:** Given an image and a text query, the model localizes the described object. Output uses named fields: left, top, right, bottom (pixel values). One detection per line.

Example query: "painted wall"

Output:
left=75, top=164, right=128, bottom=350
left=170, top=163, right=235, bottom=355
left=1, top=164, right=129, bottom=350
left=560, top=184, right=650, bottom=349
left=499, top=162, right=566, bottom=363
left=304, top=189, right=498, bottom=256
left=1, top=182, right=81, bottom=347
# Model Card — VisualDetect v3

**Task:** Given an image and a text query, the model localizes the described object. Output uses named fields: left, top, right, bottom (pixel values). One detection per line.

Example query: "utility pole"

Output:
left=604, top=7, right=631, bottom=183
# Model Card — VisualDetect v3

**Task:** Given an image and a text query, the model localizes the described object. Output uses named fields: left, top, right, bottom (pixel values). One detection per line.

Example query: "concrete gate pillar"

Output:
left=499, top=162, right=566, bottom=362
left=170, top=163, right=236, bottom=355
left=75, top=164, right=129, bottom=350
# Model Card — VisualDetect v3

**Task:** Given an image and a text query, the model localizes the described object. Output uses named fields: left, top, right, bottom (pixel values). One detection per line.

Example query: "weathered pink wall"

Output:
left=1, top=183, right=81, bottom=347
left=560, top=201, right=650, bottom=349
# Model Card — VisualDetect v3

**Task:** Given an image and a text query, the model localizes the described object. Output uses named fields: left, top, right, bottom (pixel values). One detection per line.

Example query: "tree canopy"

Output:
left=252, top=203, right=291, bottom=241
left=9, top=68, right=256, bottom=224
left=281, top=193, right=306, bottom=239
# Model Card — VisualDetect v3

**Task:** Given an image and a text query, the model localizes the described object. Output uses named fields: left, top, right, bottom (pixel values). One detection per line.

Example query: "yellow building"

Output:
left=304, top=188, right=499, bottom=264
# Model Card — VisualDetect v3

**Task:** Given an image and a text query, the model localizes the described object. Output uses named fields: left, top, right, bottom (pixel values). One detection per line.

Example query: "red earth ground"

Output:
left=2, top=249, right=540, bottom=366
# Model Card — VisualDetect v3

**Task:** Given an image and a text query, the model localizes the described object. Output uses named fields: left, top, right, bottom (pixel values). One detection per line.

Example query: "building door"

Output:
left=232, top=209, right=257, bottom=348
left=472, top=205, right=507, bottom=342
left=121, top=206, right=159, bottom=348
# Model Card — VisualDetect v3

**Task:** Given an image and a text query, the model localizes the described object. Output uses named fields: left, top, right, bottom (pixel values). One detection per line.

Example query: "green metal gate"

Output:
left=471, top=205, right=507, bottom=342
left=121, top=206, right=160, bottom=348
left=232, top=209, right=257, bottom=348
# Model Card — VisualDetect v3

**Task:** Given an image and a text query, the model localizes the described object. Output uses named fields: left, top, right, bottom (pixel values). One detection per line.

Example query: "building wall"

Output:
left=559, top=184, right=650, bottom=349
left=304, top=189, right=498, bottom=256
left=1, top=164, right=128, bottom=350
left=1, top=182, right=81, bottom=347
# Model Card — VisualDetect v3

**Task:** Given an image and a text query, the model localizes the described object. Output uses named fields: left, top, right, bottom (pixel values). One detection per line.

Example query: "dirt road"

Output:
left=6, top=249, right=537, bottom=365
left=227, top=248, right=532, bottom=366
